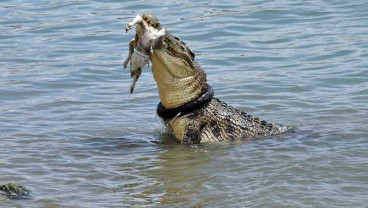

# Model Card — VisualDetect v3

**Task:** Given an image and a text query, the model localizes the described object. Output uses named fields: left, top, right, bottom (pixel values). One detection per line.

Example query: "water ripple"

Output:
left=1, top=0, right=368, bottom=207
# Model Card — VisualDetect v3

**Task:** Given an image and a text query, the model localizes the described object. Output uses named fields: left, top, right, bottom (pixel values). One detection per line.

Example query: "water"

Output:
left=1, top=0, right=367, bottom=207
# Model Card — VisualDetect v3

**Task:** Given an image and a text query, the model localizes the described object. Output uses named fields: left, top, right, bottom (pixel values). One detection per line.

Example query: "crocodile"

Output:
left=0, top=183, right=30, bottom=199
left=124, top=13, right=291, bottom=144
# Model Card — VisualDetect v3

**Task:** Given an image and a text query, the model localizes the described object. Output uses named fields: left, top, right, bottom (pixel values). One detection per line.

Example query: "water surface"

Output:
left=1, top=0, right=368, bottom=207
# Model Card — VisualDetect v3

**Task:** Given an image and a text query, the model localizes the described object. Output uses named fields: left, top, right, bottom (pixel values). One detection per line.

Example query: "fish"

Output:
left=123, top=14, right=165, bottom=93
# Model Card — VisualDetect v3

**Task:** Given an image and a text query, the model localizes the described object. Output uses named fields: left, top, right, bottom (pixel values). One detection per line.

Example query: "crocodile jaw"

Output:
left=151, top=48, right=205, bottom=109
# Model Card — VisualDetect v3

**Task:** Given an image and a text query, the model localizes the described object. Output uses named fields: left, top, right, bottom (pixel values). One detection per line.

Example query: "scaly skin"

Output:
left=125, top=14, right=290, bottom=144
left=167, top=98, right=289, bottom=143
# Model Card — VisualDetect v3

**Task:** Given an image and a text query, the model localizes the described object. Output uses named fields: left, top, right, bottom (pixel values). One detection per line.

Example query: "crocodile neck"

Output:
left=156, top=84, right=214, bottom=119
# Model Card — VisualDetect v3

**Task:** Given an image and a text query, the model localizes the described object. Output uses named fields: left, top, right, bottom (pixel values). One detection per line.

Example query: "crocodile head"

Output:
left=125, top=14, right=208, bottom=108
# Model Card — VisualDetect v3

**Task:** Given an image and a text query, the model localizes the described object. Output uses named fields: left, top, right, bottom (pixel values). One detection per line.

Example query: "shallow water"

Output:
left=1, top=0, right=368, bottom=207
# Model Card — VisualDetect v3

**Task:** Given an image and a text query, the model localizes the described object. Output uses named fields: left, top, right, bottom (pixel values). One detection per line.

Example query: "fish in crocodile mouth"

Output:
left=123, top=14, right=165, bottom=93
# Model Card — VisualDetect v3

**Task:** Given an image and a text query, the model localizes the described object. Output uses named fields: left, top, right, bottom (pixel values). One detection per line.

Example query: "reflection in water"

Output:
left=119, top=129, right=368, bottom=207
left=120, top=133, right=232, bottom=207
left=152, top=145, right=212, bottom=206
